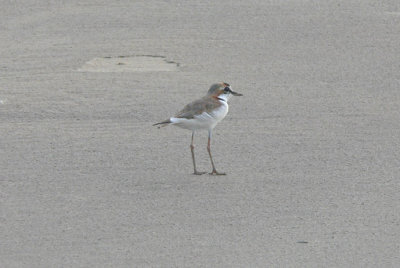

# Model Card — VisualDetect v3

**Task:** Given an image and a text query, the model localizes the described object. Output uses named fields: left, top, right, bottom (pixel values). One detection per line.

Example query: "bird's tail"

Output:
left=153, top=119, right=171, bottom=128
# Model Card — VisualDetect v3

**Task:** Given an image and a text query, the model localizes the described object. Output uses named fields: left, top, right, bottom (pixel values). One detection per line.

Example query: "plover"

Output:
left=153, top=82, right=242, bottom=175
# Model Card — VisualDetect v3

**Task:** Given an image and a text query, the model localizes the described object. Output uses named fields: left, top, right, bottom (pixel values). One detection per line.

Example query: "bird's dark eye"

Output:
left=224, top=87, right=230, bottom=92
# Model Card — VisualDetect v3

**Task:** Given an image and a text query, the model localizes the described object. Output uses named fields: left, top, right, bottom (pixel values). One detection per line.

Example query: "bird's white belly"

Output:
left=171, top=102, right=228, bottom=131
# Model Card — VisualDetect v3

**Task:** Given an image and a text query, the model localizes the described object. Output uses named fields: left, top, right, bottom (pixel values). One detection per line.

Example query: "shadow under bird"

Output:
left=153, top=82, right=243, bottom=175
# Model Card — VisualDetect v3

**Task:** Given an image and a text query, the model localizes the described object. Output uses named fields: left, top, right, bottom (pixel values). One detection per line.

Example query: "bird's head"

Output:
left=207, top=82, right=243, bottom=101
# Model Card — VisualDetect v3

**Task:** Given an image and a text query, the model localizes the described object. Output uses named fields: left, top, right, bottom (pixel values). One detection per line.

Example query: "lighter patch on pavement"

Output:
left=385, top=11, right=400, bottom=16
left=78, top=55, right=179, bottom=72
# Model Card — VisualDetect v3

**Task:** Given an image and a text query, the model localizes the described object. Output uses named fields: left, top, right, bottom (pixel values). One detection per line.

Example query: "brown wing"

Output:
left=175, top=96, right=222, bottom=119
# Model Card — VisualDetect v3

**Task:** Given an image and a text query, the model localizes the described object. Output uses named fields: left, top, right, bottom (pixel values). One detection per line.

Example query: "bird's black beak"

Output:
left=231, top=90, right=243, bottom=96
left=224, top=86, right=243, bottom=96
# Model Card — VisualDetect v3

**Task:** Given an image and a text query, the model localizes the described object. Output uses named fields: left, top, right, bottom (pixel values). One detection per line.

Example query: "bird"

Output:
left=153, top=82, right=242, bottom=175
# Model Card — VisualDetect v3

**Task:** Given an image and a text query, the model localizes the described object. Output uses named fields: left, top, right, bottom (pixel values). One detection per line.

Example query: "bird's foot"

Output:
left=193, top=171, right=207, bottom=175
left=209, top=169, right=226, bottom=176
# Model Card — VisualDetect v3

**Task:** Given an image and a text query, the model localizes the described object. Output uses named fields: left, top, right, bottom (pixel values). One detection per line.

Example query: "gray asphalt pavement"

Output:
left=1, top=0, right=400, bottom=267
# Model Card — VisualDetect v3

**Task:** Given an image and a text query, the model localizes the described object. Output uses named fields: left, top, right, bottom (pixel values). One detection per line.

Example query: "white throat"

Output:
left=217, top=93, right=231, bottom=103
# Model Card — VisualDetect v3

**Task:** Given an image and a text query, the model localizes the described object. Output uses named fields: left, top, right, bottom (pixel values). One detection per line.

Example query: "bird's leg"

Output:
left=190, top=131, right=206, bottom=175
left=207, top=130, right=226, bottom=175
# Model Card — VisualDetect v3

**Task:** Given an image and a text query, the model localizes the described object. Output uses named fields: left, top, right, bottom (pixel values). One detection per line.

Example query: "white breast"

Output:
left=209, top=101, right=229, bottom=122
